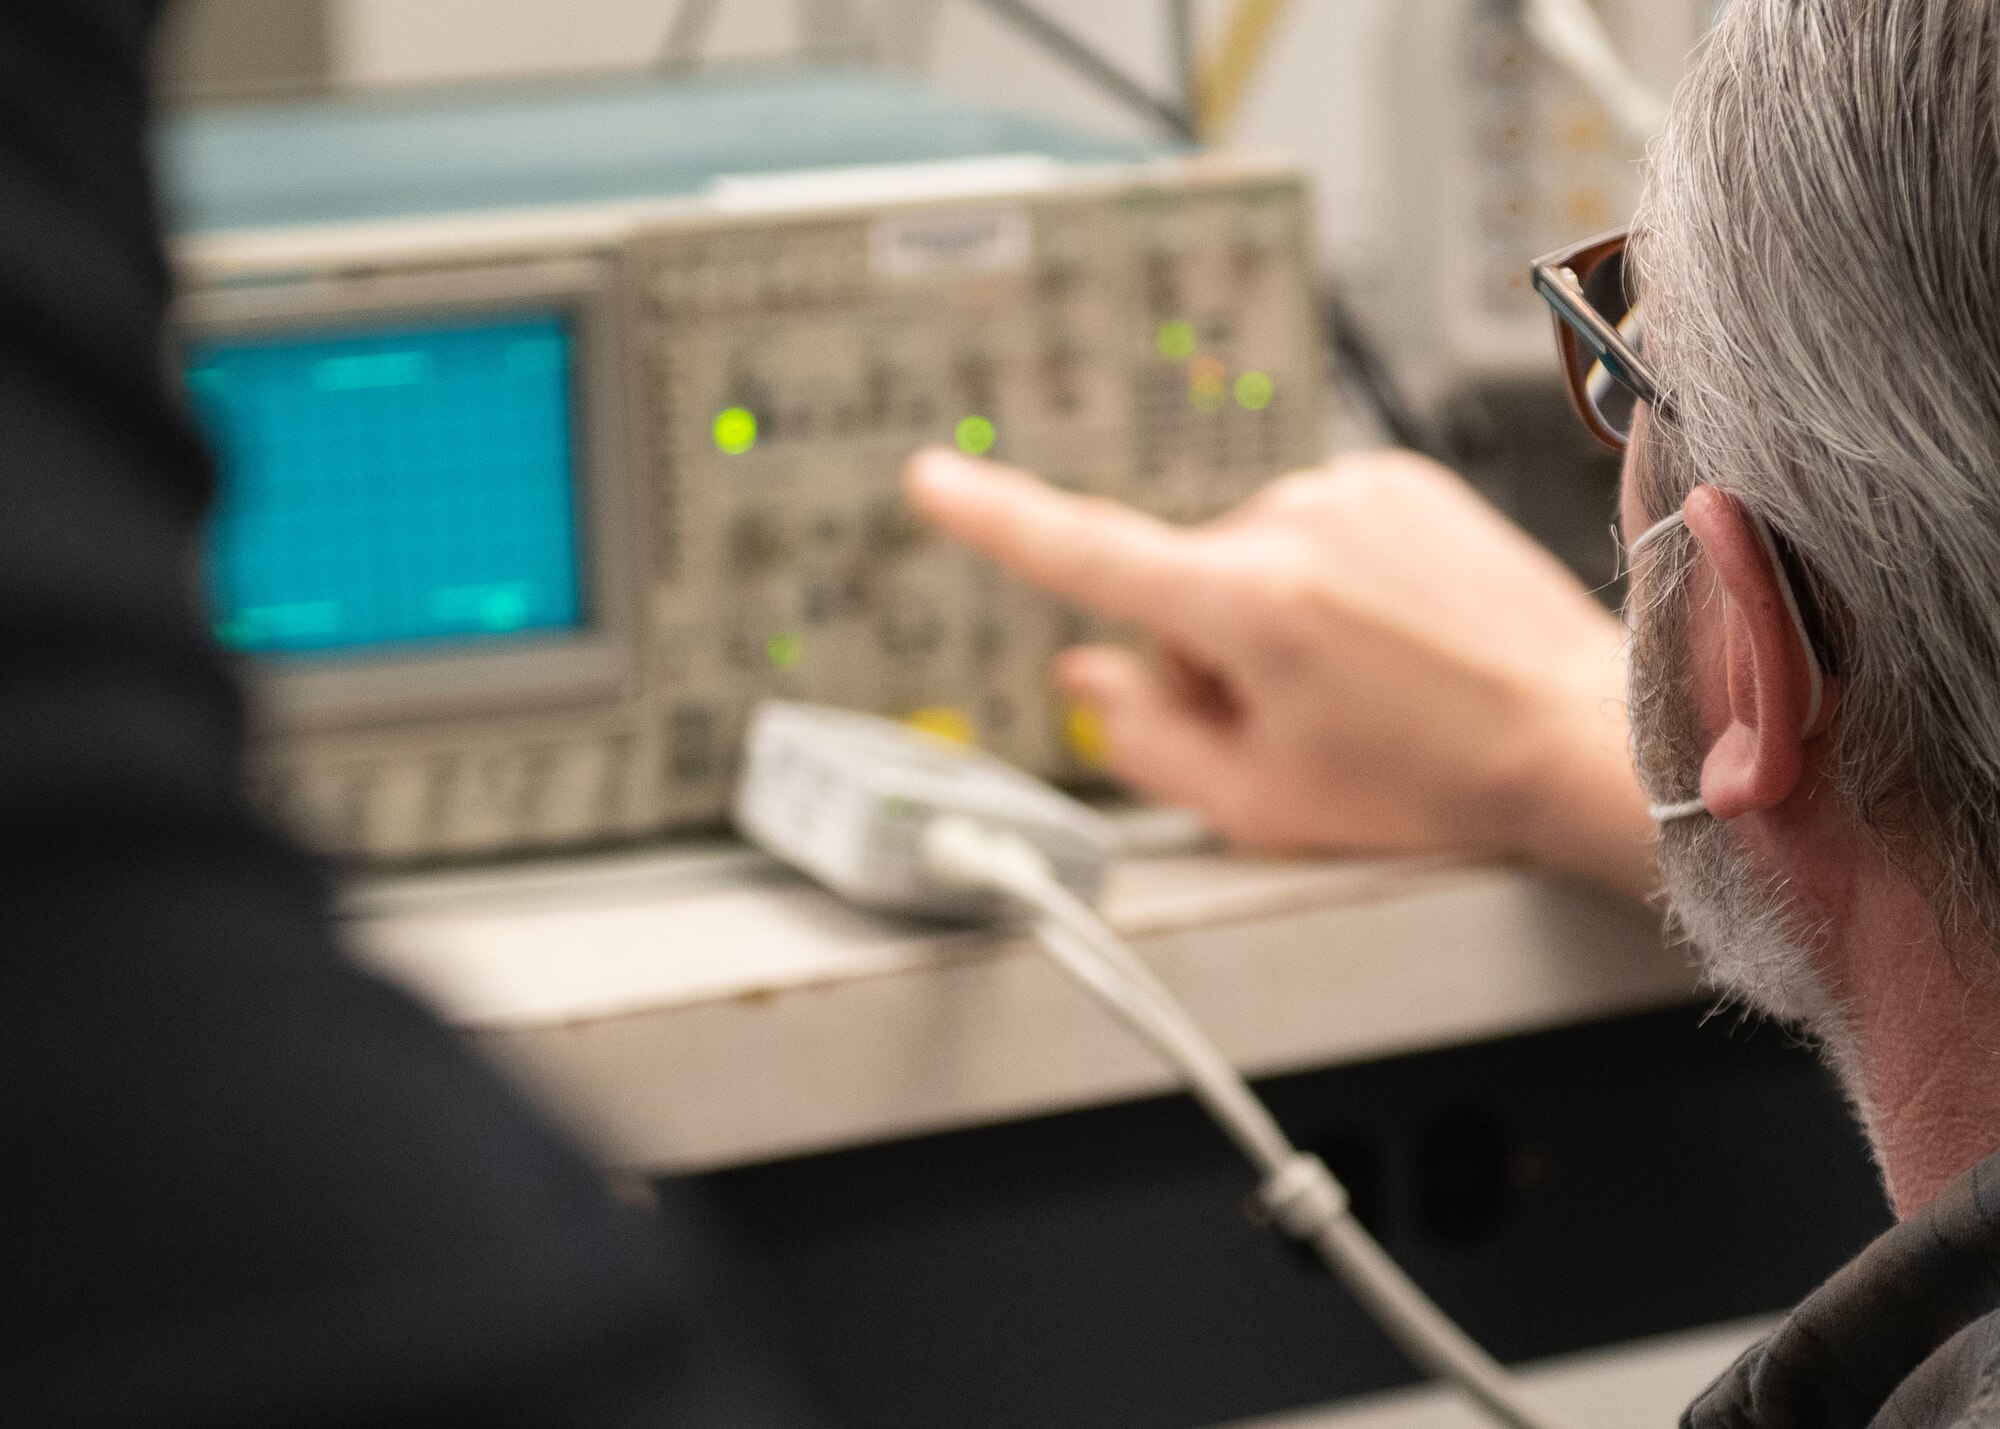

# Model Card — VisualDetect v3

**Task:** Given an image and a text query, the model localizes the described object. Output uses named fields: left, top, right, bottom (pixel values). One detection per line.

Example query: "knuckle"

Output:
left=1263, top=470, right=1329, bottom=507
left=1325, top=447, right=1455, bottom=509
left=1073, top=493, right=1129, bottom=523
left=1085, top=493, right=1165, bottom=537
left=1244, top=559, right=1329, bottom=625
left=1330, top=461, right=1401, bottom=509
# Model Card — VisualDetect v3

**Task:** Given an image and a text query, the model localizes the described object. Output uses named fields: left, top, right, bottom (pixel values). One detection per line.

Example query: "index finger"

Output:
left=903, top=447, right=1204, bottom=632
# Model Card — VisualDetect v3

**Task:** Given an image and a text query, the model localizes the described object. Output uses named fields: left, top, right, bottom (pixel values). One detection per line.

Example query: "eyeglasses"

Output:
left=1531, top=228, right=1668, bottom=451
left=1539, top=230, right=1843, bottom=675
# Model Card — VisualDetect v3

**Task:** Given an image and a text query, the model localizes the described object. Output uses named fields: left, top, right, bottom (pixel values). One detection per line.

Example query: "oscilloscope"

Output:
left=166, top=72, right=1326, bottom=864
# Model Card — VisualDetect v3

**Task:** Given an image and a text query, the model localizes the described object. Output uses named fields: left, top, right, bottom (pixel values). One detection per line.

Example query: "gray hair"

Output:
left=1633, top=0, right=2000, bottom=945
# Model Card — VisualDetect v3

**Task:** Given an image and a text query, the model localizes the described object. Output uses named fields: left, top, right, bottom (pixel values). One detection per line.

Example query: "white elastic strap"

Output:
left=1629, top=509, right=1824, bottom=734
left=1750, top=518, right=1826, bottom=734
left=1631, top=511, right=1712, bottom=821
left=1629, top=509, right=1827, bottom=822
left=1626, top=508, right=1682, bottom=561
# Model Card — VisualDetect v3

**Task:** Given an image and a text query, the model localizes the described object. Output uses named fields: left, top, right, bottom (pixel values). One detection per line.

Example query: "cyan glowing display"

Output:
left=187, top=313, right=585, bottom=656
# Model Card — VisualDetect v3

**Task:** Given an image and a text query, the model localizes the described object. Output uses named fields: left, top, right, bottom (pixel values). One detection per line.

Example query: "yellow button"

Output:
left=1558, top=103, right=1610, bottom=154
left=1564, top=185, right=1612, bottom=231
left=904, top=706, right=977, bottom=747
left=1064, top=704, right=1111, bottom=768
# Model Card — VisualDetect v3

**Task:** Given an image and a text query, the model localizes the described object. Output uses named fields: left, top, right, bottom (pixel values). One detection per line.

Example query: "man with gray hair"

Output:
left=911, top=0, right=2000, bottom=1422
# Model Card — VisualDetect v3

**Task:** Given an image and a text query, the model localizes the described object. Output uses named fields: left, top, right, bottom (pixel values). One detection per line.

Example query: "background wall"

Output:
left=337, top=1, right=1191, bottom=137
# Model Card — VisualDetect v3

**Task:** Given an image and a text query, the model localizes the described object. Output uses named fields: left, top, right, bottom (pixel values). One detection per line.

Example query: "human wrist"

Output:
left=1489, top=623, right=1658, bottom=903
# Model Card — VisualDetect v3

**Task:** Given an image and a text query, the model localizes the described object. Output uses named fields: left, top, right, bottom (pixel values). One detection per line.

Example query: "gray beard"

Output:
left=1653, top=810, right=1847, bottom=1035
left=1626, top=563, right=1867, bottom=1103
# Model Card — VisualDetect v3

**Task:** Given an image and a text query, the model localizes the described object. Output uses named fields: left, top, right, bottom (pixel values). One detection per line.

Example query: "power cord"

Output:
left=921, top=815, right=1582, bottom=1429
left=1520, top=0, right=1666, bottom=147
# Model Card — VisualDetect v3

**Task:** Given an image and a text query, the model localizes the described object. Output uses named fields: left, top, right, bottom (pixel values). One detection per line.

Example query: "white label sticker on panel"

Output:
left=869, top=206, right=1030, bottom=279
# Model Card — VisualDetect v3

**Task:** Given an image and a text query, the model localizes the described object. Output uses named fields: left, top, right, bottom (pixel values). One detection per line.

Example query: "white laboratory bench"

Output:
left=348, top=829, right=1692, bottom=1176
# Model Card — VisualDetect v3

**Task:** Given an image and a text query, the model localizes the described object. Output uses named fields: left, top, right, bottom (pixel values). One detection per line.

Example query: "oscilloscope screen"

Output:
left=186, top=311, right=588, bottom=658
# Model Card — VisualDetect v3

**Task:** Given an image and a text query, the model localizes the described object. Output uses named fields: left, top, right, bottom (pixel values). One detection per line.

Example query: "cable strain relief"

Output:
left=1256, top=1153, right=1349, bottom=1241
left=920, top=814, right=1052, bottom=896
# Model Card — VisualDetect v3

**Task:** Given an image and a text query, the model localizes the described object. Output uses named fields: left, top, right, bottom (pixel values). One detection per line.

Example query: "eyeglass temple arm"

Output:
left=1530, top=262, right=1665, bottom=409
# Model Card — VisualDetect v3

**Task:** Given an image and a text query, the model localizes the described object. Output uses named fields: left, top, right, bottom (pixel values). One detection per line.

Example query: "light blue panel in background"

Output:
left=160, top=67, right=1168, bottom=234
left=188, top=313, right=584, bottom=657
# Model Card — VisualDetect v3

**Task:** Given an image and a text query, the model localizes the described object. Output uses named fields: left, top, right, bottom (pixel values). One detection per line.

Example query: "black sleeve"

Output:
left=0, top=7, right=813, bottom=1425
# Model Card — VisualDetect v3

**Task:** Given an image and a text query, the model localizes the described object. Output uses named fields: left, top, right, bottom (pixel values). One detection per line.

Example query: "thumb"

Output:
left=1059, top=646, right=1239, bottom=816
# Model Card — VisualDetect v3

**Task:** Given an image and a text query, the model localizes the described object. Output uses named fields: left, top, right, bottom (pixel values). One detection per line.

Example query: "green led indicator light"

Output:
left=1233, top=371, right=1275, bottom=411
left=1155, top=319, right=1198, bottom=361
left=955, top=414, right=998, bottom=456
left=766, top=631, right=805, bottom=671
left=713, top=406, right=758, bottom=455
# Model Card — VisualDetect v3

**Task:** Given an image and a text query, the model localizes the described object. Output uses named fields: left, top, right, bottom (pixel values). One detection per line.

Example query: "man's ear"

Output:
left=1680, top=486, right=1815, bottom=819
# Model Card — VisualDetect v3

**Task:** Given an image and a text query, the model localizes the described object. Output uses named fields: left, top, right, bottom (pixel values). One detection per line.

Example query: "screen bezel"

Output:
left=178, top=257, right=639, bottom=733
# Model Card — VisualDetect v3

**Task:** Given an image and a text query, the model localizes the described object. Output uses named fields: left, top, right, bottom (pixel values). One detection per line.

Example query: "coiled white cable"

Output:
left=921, top=815, right=1582, bottom=1429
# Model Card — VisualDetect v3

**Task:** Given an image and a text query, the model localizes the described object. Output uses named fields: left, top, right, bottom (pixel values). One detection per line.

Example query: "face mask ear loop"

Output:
left=1626, top=509, right=1827, bottom=823
left=1627, top=509, right=1684, bottom=561
left=1628, top=511, right=1707, bottom=821
left=1748, top=517, right=1825, bottom=736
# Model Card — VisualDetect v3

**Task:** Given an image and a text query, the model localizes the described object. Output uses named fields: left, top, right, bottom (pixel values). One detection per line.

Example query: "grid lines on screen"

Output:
left=188, top=311, right=586, bottom=657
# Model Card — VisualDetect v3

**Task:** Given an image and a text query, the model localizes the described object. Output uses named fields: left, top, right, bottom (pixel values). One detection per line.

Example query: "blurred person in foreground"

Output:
left=2, top=4, right=820, bottom=1423
left=911, top=3, right=2000, bottom=1423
